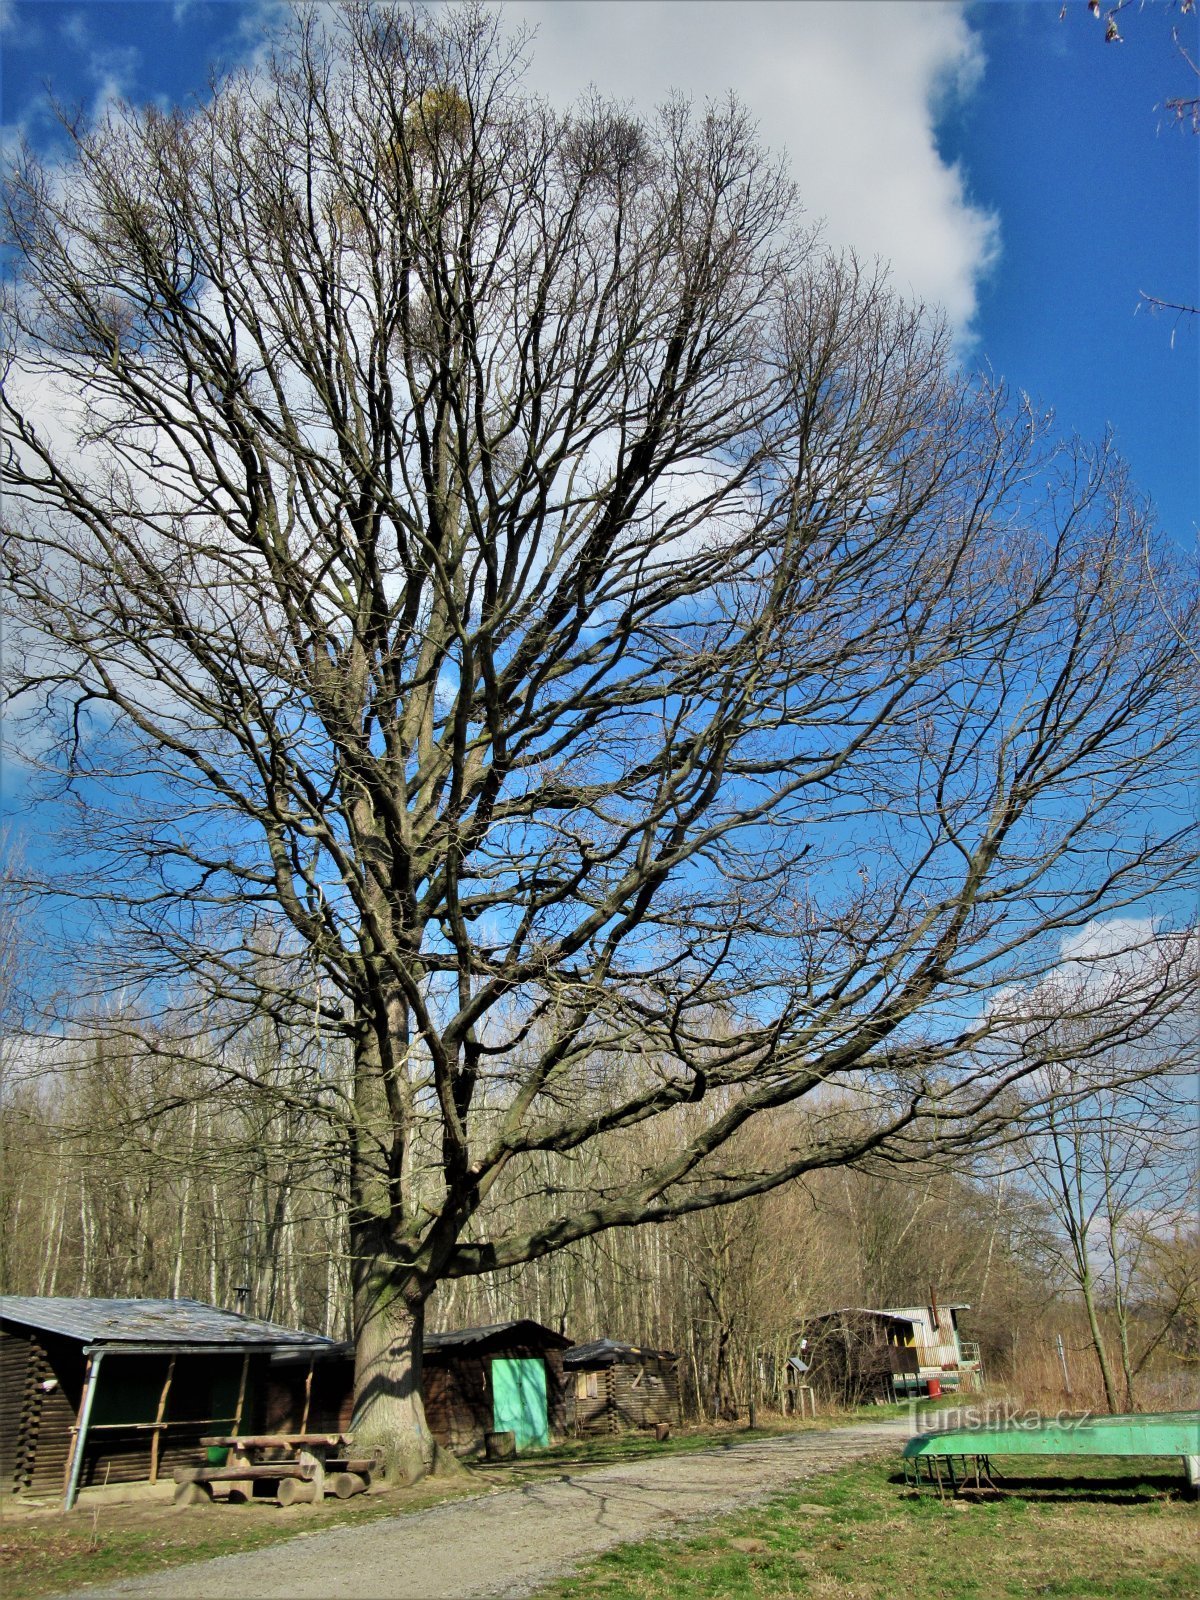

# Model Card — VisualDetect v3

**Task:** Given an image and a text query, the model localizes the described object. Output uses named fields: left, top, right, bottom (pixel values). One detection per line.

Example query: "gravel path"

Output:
left=74, top=1421, right=915, bottom=1600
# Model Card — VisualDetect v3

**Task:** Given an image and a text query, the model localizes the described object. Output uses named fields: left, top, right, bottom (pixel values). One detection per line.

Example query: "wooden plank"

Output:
left=296, top=1447, right=325, bottom=1501
left=173, top=1463, right=314, bottom=1484
left=199, top=1433, right=350, bottom=1449
left=326, top=1456, right=381, bottom=1475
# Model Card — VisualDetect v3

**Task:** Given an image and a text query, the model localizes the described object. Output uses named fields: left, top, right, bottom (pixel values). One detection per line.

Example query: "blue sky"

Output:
left=941, top=0, right=1199, bottom=552
left=2, top=0, right=1196, bottom=548
left=0, top=0, right=1194, bottom=1021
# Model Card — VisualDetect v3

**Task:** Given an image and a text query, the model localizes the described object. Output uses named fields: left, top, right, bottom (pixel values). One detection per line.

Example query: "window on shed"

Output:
left=574, top=1371, right=599, bottom=1399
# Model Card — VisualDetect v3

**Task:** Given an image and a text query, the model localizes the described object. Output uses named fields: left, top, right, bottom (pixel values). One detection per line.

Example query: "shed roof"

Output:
left=563, top=1338, right=678, bottom=1368
left=270, top=1318, right=573, bottom=1366
left=0, top=1296, right=335, bottom=1351
left=425, top=1319, right=571, bottom=1352
left=882, top=1302, right=970, bottom=1316
left=806, top=1308, right=918, bottom=1329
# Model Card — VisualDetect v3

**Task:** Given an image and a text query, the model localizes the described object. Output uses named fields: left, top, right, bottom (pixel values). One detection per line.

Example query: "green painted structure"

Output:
left=903, top=1411, right=1200, bottom=1491
left=491, top=1357, right=550, bottom=1450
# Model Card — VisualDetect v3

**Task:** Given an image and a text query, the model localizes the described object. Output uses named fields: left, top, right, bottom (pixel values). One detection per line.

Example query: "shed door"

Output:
left=490, top=1358, right=549, bottom=1450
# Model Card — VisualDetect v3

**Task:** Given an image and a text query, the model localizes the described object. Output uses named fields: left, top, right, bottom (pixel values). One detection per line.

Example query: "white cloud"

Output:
left=509, top=0, right=999, bottom=345
left=1058, top=916, right=1162, bottom=968
left=0, top=0, right=38, bottom=46
left=1055, top=917, right=1199, bottom=1004
left=987, top=916, right=1199, bottom=1032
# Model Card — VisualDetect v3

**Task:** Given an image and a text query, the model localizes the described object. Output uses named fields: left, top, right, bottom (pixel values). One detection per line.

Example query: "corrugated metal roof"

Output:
left=806, top=1308, right=918, bottom=1327
left=884, top=1303, right=971, bottom=1316
left=424, top=1319, right=571, bottom=1351
left=0, top=1296, right=335, bottom=1349
left=563, top=1338, right=678, bottom=1368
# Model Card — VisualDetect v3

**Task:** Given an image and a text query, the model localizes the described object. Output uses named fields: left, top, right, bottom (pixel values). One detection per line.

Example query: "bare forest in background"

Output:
left=3, top=1020, right=1195, bottom=1420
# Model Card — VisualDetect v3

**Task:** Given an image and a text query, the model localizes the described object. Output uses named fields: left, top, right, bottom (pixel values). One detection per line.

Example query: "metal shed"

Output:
left=0, top=1296, right=334, bottom=1507
left=879, top=1296, right=982, bottom=1391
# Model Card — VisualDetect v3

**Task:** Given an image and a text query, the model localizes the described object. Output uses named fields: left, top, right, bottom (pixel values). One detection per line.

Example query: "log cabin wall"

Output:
left=1, top=1333, right=317, bottom=1495
left=803, top=1311, right=919, bottom=1404
left=262, top=1353, right=354, bottom=1435
left=0, top=1338, right=277, bottom=1493
left=2, top=1328, right=79, bottom=1496
left=424, top=1351, right=489, bottom=1453
left=1, top=1299, right=340, bottom=1499
left=404, top=1338, right=567, bottom=1455
left=567, top=1354, right=681, bottom=1434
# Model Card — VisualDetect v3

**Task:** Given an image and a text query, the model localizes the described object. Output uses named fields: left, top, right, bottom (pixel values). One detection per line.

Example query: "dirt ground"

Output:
left=59, top=1420, right=915, bottom=1599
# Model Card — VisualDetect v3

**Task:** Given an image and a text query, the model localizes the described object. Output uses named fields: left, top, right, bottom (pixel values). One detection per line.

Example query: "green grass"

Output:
left=537, top=1455, right=1199, bottom=1600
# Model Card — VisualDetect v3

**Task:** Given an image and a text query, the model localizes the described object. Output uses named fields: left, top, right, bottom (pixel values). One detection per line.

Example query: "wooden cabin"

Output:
left=0, top=1296, right=336, bottom=1504
left=801, top=1308, right=920, bottom=1404
left=268, top=1319, right=572, bottom=1458
left=562, top=1339, right=681, bottom=1434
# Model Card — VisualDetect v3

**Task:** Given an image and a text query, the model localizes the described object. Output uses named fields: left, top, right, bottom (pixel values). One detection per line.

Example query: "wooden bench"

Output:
left=173, top=1433, right=379, bottom=1507
left=173, top=1461, right=313, bottom=1505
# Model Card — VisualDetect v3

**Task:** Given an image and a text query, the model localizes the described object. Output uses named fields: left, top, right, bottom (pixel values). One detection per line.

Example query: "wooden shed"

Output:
left=0, top=1296, right=336, bottom=1506
left=801, top=1308, right=920, bottom=1405
left=268, top=1319, right=572, bottom=1458
left=562, top=1339, right=681, bottom=1435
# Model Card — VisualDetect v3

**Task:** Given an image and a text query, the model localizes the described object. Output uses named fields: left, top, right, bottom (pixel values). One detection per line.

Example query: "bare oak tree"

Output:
left=3, top=2, right=1197, bottom=1474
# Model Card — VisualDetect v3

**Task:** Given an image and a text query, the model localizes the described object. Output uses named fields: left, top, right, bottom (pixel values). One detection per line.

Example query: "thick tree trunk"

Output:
left=350, top=1277, right=437, bottom=1484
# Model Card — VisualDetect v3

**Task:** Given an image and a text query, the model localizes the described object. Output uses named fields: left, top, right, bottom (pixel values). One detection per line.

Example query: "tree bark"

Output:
left=1077, top=1260, right=1121, bottom=1415
left=351, top=1277, right=436, bottom=1483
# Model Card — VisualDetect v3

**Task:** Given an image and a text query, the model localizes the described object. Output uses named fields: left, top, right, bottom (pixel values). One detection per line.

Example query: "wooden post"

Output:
left=276, top=1474, right=319, bottom=1506
left=1056, top=1333, right=1073, bottom=1397
left=329, top=1470, right=368, bottom=1499
left=231, top=1352, right=250, bottom=1437
left=299, top=1358, right=314, bottom=1433
left=149, top=1355, right=176, bottom=1485
left=296, top=1447, right=325, bottom=1502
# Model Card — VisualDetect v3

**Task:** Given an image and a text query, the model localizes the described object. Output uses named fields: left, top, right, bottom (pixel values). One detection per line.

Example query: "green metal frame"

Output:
left=902, top=1411, right=1200, bottom=1497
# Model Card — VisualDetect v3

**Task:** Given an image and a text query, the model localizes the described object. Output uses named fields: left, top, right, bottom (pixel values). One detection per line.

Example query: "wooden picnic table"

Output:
left=174, top=1432, right=376, bottom=1506
left=200, top=1433, right=354, bottom=1452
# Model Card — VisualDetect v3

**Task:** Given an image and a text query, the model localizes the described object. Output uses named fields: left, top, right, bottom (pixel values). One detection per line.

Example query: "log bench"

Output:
left=173, top=1434, right=378, bottom=1507
left=173, top=1462, right=312, bottom=1505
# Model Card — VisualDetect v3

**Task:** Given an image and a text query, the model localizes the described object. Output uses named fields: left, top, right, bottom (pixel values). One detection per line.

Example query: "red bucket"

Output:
left=926, top=1377, right=941, bottom=1398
